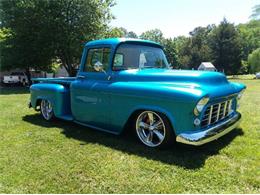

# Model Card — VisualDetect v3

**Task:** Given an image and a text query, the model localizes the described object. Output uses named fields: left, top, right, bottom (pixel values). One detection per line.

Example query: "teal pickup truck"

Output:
left=29, top=38, right=246, bottom=148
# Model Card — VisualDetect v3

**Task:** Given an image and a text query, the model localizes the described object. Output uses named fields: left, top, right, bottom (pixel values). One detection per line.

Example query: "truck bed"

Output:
left=32, top=77, right=76, bottom=85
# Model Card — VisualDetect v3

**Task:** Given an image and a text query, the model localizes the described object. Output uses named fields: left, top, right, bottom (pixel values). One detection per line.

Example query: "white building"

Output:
left=198, top=62, right=216, bottom=71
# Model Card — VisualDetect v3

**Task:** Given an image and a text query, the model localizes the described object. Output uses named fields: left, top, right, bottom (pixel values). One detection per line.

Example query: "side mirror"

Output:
left=114, top=53, right=124, bottom=67
left=93, top=61, right=104, bottom=72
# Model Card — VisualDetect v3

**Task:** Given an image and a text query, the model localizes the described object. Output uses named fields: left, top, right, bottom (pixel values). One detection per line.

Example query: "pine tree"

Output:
left=209, top=18, right=243, bottom=75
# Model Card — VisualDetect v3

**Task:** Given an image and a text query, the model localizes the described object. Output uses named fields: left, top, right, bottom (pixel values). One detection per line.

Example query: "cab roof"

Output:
left=85, top=38, right=163, bottom=48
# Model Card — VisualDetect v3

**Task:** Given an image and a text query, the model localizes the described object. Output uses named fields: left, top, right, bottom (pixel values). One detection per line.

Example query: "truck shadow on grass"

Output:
left=23, top=114, right=244, bottom=169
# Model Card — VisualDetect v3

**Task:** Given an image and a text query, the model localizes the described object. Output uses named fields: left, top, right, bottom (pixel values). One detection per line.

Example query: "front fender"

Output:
left=109, top=82, right=205, bottom=135
left=127, top=105, right=177, bottom=134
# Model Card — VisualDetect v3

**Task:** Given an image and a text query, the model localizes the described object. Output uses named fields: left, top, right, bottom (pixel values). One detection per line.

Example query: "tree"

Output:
left=105, top=27, right=125, bottom=38
left=173, top=36, right=190, bottom=69
left=126, top=31, right=138, bottom=38
left=237, top=20, right=260, bottom=61
left=250, top=4, right=260, bottom=20
left=173, top=26, right=213, bottom=69
left=209, top=18, right=243, bottom=75
left=0, top=0, right=55, bottom=79
left=248, top=48, right=260, bottom=73
left=139, top=29, right=164, bottom=44
left=104, top=27, right=138, bottom=38
left=162, top=38, right=180, bottom=68
left=139, top=29, right=179, bottom=68
left=0, top=0, right=115, bottom=76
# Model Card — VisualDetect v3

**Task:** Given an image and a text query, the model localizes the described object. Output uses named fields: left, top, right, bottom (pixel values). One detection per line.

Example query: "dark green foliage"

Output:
left=248, top=48, right=260, bottom=73
left=105, top=27, right=125, bottom=38
left=162, top=38, right=180, bottom=68
left=175, top=26, right=213, bottom=69
left=105, top=27, right=138, bottom=39
left=0, top=0, right=115, bottom=76
left=139, top=29, right=179, bottom=67
left=140, top=29, right=164, bottom=44
left=0, top=1, right=258, bottom=76
left=0, top=0, right=54, bottom=72
left=126, top=31, right=138, bottom=38
left=237, top=20, right=260, bottom=61
left=209, top=18, right=243, bottom=74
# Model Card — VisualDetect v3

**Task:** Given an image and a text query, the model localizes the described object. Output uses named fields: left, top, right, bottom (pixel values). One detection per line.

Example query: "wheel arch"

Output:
left=35, top=96, right=56, bottom=114
left=123, top=105, right=177, bottom=136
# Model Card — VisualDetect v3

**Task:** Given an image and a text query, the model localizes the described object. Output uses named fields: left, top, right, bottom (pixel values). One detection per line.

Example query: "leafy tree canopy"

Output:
left=0, top=0, right=115, bottom=76
left=248, top=48, right=260, bottom=73
left=140, top=29, right=164, bottom=44
left=237, top=20, right=260, bottom=60
left=209, top=18, right=243, bottom=74
left=250, top=4, right=260, bottom=20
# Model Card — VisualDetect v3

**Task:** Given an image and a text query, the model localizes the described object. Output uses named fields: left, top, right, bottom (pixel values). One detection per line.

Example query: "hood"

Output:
left=114, top=69, right=245, bottom=99
left=115, top=69, right=228, bottom=85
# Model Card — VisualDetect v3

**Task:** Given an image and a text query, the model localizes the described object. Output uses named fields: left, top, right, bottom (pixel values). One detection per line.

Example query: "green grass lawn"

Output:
left=0, top=78, right=259, bottom=193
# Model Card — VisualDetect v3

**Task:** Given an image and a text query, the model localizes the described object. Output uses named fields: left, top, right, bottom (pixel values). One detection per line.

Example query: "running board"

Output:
left=57, top=114, right=74, bottom=121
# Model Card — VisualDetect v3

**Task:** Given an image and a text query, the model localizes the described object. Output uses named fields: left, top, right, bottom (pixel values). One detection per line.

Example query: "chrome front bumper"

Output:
left=176, top=112, right=241, bottom=146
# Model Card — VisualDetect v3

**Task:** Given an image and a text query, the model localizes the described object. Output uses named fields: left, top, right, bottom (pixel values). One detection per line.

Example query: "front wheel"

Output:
left=134, top=111, right=175, bottom=148
left=40, top=99, right=54, bottom=121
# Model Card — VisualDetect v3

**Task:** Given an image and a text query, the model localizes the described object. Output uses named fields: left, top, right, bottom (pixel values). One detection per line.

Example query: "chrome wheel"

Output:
left=40, top=99, right=54, bottom=120
left=136, top=111, right=166, bottom=147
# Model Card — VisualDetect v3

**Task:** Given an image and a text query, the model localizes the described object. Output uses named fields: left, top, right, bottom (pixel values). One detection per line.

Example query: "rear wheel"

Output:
left=134, top=110, right=174, bottom=148
left=40, top=99, right=54, bottom=121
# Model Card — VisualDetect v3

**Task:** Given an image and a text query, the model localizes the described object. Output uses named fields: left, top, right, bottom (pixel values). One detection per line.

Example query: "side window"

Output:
left=84, top=48, right=111, bottom=72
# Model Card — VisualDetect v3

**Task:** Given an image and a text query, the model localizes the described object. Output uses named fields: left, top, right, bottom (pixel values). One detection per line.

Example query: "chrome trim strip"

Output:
left=208, top=106, right=213, bottom=125
left=176, top=112, right=241, bottom=146
left=222, top=101, right=227, bottom=118
left=216, top=104, right=221, bottom=121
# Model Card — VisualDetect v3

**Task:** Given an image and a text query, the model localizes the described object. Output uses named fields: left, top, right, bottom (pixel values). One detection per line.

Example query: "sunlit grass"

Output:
left=0, top=78, right=259, bottom=193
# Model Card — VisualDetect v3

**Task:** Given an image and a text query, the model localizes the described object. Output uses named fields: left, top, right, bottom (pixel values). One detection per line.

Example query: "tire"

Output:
left=40, top=99, right=55, bottom=121
left=134, top=110, right=175, bottom=148
left=22, top=79, right=26, bottom=86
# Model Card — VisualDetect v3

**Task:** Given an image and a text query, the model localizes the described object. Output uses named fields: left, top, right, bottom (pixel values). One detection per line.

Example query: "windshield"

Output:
left=113, top=43, right=169, bottom=70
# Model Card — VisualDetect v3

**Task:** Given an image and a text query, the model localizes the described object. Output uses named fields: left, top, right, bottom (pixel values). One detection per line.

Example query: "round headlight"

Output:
left=194, top=97, right=209, bottom=116
left=237, top=89, right=245, bottom=108
left=237, top=90, right=244, bottom=100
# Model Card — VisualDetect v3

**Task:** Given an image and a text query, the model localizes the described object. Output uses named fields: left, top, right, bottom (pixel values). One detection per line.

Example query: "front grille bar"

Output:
left=208, top=106, right=213, bottom=125
left=201, top=99, right=233, bottom=128
left=223, top=101, right=228, bottom=119
left=216, top=104, right=221, bottom=121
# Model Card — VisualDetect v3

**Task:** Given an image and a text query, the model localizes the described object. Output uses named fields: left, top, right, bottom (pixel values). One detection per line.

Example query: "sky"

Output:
left=110, top=0, right=259, bottom=38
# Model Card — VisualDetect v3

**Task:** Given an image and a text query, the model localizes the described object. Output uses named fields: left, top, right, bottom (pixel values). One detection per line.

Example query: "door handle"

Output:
left=77, top=75, right=85, bottom=79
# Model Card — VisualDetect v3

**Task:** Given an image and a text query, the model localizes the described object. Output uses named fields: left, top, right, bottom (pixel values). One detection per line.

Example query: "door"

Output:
left=71, top=47, right=112, bottom=129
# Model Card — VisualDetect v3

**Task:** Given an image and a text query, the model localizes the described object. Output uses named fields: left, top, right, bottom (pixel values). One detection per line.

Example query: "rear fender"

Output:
left=30, top=83, right=71, bottom=117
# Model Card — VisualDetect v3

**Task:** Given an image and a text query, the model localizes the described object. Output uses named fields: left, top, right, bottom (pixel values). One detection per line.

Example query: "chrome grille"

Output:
left=201, top=99, right=233, bottom=128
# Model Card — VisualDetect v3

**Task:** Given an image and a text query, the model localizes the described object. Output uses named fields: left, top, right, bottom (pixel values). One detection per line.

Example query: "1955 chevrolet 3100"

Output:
left=29, top=38, right=246, bottom=148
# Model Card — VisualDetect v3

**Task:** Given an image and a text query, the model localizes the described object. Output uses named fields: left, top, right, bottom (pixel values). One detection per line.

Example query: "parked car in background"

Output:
left=3, top=72, right=28, bottom=86
left=29, top=38, right=246, bottom=148
left=256, top=72, right=260, bottom=79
